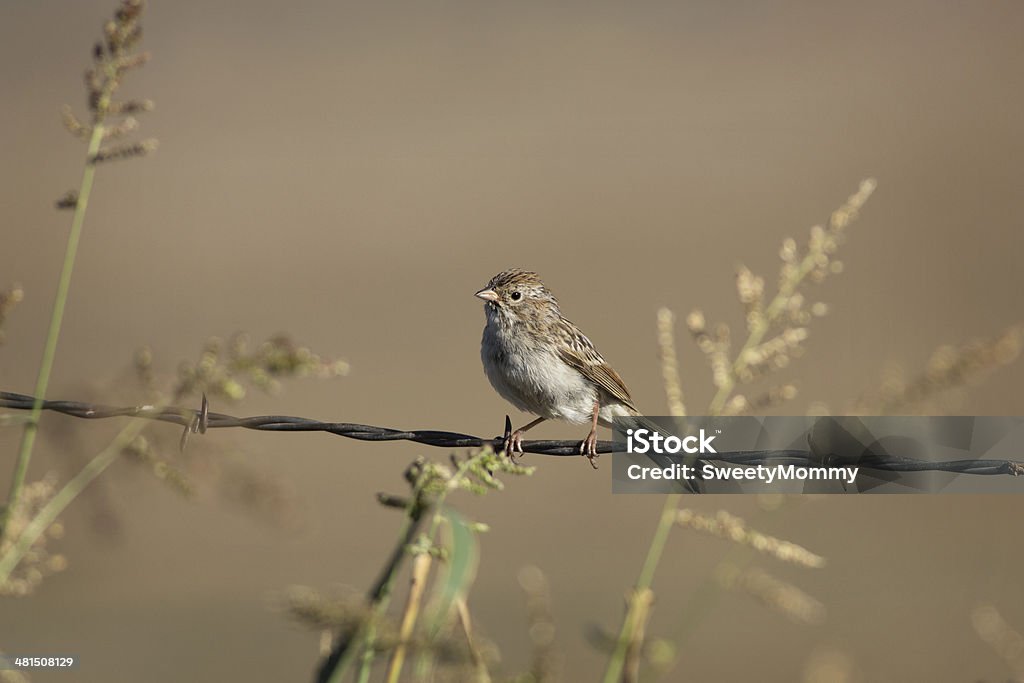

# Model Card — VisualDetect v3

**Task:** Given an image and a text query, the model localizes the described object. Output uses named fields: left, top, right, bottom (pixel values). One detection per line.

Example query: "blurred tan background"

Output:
left=2, top=1, right=1023, bottom=681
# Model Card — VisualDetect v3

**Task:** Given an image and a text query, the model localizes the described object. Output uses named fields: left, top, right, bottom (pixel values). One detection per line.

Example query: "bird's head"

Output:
left=475, top=268, right=560, bottom=325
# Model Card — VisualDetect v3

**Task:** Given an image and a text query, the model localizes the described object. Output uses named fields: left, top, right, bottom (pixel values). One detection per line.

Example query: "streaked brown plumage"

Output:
left=475, top=268, right=640, bottom=465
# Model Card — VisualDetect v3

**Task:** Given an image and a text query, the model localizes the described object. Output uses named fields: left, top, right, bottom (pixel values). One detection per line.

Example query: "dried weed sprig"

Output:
left=716, top=565, right=825, bottom=625
left=0, top=412, right=152, bottom=590
left=656, top=308, right=688, bottom=417
left=676, top=509, right=825, bottom=568
left=850, top=324, right=1023, bottom=415
left=128, top=333, right=346, bottom=515
left=690, top=179, right=876, bottom=416
left=0, top=285, right=24, bottom=345
left=0, top=476, right=67, bottom=597
left=3, top=0, right=156, bottom=549
left=169, top=333, right=349, bottom=403
left=121, top=434, right=194, bottom=497
left=61, top=0, right=157, bottom=174
left=287, top=585, right=376, bottom=633
left=0, top=332, right=345, bottom=593
left=316, top=448, right=529, bottom=683
left=601, top=500, right=825, bottom=678
left=285, top=585, right=483, bottom=665
left=399, top=450, right=529, bottom=681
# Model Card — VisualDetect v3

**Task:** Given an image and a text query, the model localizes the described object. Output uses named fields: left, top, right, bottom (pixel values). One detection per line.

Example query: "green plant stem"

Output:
left=0, top=416, right=146, bottom=585
left=329, top=511, right=423, bottom=683
left=410, top=456, right=490, bottom=680
left=359, top=455, right=481, bottom=683
left=384, top=551, right=432, bottom=683
left=320, top=489, right=430, bottom=683
left=622, top=587, right=654, bottom=683
left=0, top=106, right=110, bottom=544
left=320, top=451, right=516, bottom=683
left=602, top=494, right=680, bottom=683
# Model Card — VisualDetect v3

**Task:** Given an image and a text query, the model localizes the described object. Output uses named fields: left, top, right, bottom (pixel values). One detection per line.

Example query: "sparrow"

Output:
left=476, top=268, right=641, bottom=467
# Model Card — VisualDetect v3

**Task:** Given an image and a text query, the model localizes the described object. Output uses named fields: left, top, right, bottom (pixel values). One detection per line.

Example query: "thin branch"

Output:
left=602, top=498, right=678, bottom=683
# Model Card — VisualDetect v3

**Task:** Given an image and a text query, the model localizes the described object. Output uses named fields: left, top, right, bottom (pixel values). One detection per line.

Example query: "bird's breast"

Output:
left=480, top=322, right=597, bottom=424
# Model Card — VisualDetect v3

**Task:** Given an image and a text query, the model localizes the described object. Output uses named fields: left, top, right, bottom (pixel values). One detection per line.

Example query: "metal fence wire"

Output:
left=2, top=390, right=1022, bottom=478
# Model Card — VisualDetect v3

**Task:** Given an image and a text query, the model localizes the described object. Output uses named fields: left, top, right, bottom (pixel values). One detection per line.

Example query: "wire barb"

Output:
left=178, top=392, right=209, bottom=452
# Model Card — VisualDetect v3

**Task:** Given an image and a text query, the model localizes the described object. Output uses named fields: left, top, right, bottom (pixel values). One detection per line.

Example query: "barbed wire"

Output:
left=1, top=390, right=1022, bottom=478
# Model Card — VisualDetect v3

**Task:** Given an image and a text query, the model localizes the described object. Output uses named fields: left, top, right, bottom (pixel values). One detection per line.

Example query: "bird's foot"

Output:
left=503, top=430, right=526, bottom=459
left=579, top=430, right=599, bottom=469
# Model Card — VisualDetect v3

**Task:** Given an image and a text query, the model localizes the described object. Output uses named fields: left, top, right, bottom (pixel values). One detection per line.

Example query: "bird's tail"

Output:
left=620, top=409, right=705, bottom=493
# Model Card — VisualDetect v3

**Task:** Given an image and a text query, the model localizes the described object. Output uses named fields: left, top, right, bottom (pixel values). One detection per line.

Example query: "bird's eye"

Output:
left=510, top=291, right=522, bottom=301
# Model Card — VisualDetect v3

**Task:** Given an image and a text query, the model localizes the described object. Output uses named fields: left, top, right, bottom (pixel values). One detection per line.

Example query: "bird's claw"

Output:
left=503, top=430, right=526, bottom=459
left=580, top=431, right=599, bottom=469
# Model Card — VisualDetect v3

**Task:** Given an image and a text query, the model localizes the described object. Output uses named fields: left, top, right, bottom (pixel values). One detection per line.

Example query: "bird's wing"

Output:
left=557, top=320, right=637, bottom=411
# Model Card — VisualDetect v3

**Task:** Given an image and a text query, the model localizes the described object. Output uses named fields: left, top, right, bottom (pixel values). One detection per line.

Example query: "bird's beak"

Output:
left=475, top=288, right=499, bottom=302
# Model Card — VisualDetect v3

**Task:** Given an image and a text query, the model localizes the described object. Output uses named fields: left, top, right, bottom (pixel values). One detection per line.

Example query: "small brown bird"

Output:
left=476, top=268, right=640, bottom=466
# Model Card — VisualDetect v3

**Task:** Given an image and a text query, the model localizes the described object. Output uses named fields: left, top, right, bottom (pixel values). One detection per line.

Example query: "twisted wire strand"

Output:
left=1, top=391, right=1022, bottom=476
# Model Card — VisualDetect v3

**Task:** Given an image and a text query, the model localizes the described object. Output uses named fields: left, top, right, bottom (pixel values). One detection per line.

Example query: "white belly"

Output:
left=481, top=324, right=597, bottom=424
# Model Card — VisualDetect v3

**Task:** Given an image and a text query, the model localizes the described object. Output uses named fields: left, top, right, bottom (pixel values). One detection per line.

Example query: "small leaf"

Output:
left=424, top=507, right=479, bottom=641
